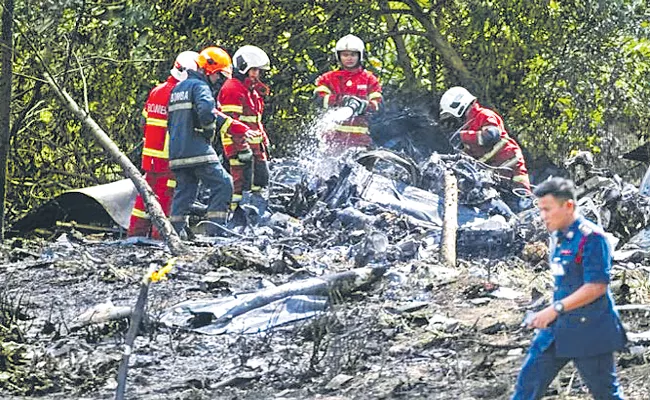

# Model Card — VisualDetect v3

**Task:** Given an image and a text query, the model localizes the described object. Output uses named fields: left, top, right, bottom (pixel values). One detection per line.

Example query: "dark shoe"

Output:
left=204, top=220, right=230, bottom=237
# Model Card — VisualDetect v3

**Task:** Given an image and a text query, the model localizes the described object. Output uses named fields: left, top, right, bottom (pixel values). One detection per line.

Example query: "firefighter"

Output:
left=167, top=46, right=255, bottom=237
left=217, top=45, right=271, bottom=216
left=439, top=86, right=532, bottom=208
left=313, top=34, right=383, bottom=151
left=128, top=50, right=198, bottom=239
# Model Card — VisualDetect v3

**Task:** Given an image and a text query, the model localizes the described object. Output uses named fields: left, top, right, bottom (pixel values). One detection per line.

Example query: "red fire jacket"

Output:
left=218, top=77, right=270, bottom=159
left=459, top=102, right=531, bottom=191
left=141, top=76, right=178, bottom=173
left=314, top=67, right=382, bottom=148
left=216, top=78, right=264, bottom=159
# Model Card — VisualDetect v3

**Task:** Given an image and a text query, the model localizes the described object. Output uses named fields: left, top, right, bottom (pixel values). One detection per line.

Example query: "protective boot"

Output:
left=169, top=216, right=190, bottom=240
left=248, top=190, right=269, bottom=219
left=204, top=211, right=230, bottom=237
left=228, top=205, right=248, bottom=229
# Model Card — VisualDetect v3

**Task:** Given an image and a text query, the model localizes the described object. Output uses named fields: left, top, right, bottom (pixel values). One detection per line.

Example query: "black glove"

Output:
left=237, top=148, right=253, bottom=163
left=478, top=126, right=501, bottom=147
left=342, top=95, right=368, bottom=117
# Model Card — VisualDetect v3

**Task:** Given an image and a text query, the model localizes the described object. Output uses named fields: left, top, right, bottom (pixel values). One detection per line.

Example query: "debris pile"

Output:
left=3, top=132, right=650, bottom=398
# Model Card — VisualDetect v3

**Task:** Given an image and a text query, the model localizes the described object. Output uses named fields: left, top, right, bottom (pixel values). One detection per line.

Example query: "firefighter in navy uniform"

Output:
left=313, top=34, right=383, bottom=151
left=167, top=46, right=255, bottom=237
left=217, top=45, right=271, bottom=216
left=512, top=177, right=627, bottom=400
left=128, top=51, right=198, bottom=239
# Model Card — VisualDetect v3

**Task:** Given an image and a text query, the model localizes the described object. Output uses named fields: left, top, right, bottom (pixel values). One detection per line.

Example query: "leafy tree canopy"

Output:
left=3, top=0, right=649, bottom=222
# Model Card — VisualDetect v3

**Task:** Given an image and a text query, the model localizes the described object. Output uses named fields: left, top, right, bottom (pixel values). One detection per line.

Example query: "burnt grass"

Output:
left=1, top=233, right=649, bottom=400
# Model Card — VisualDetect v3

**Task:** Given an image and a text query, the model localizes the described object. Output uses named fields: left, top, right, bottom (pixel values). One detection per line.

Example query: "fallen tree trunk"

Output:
left=43, top=73, right=184, bottom=255
left=210, top=265, right=387, bottom=326
left=440, top=168, right=458, bottom=267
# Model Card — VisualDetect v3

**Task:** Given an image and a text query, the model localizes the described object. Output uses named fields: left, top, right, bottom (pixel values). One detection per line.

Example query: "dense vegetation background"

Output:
left=1, top=0, right=649, bottom=224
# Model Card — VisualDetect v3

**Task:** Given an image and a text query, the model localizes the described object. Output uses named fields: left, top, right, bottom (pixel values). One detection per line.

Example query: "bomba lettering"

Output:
left=147, top=103, right=167, bottom=115
left=170, top=91, right=189, bottom=103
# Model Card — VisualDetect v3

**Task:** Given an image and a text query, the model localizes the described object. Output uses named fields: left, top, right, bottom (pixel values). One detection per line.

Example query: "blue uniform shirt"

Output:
left=167, top=70, right=221, bottom=169
left=533, top=216, right=627, bottom=358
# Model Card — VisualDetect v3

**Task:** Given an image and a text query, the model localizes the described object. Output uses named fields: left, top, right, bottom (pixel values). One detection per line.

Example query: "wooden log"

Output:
left=42, top=73, right=184, bottom=255
left=440, top=168, right=458, bottom=267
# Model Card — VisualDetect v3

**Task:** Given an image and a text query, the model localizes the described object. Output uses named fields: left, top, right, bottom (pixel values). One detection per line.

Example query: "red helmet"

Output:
left=197, top=47, right=232, bottom=78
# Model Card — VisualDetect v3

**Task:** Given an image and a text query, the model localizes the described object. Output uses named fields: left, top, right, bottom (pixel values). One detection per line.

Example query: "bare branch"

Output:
left=401, top=0, right=480, bottom=93
left=365, top=29, right=430, bottom=43
left=73, top=52, right=90, bottom=113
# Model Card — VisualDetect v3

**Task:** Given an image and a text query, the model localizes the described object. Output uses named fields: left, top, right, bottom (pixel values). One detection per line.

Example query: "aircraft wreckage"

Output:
left=11, top=140, right=650, bottom=336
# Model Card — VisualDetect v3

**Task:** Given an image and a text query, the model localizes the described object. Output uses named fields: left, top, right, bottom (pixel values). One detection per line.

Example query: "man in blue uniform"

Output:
left=167, top=47, right=253, bottom=237
left=512, top=177, right=627, bottom=400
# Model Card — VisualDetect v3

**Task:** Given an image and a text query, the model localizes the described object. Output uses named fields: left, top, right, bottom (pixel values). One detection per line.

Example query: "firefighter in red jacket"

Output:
left=128, top=51, right=199, bottom=238
left=439, top=86, right=532, bottom=196
left=217, top=45, right=271, bottom=214
left=313, top=34, right=383, bottom=151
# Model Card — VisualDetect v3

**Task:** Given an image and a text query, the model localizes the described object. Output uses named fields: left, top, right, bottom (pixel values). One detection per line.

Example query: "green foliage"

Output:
left=5, top=0, right=650, bottom=222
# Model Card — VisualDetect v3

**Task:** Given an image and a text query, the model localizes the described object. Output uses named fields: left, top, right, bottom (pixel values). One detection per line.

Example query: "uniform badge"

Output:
left=578, top=223, right=593, bottom=236
left=560, top=249, right=572, bottom=256
left=346, top=80, right=353, bottom=87
left=550, top=262, right=565, bottom=276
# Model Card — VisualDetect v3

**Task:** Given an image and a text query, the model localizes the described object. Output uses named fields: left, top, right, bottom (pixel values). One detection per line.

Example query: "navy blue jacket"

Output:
left=533, top=216, right=627, bottom=358
left=167, top=70, right=228, bottom=169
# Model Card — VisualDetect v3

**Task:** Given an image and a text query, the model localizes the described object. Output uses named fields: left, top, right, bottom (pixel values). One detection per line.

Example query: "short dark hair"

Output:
left=533, top=177, right=577, bottom=202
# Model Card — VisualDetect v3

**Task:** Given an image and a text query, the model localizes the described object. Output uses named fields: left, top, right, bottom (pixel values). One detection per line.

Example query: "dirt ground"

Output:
left=1, top=232, right=649, bottom=400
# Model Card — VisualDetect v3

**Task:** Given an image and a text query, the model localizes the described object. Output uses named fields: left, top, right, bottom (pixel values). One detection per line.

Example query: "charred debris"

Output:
left=2, top=108, right=650, bottom=398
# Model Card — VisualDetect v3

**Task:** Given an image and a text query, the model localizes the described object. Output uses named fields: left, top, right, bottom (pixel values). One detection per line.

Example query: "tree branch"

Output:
left=62, top=0, right=86, bottom=88
left=12, top=15, right=184, bottom=254
left=364, top=29, right=430, bottom=43
left=380, top=0, right=416, bottom=83
left=402, top=0, right=480, bottom=94
left=73, top=51, right=89, bottom=113
left=10, top=82, right=43, bottom=140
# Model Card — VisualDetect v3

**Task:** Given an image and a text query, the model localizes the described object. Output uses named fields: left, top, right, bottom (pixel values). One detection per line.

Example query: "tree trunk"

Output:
left=380, top=1, right=416, bottom=84
left=440, top=168, right=458, bottom=267
left=43, top=74, right=185, bottom=255
left=401, top=0, right=480, bottom=94
left=0, top=0, right=14, bottom=241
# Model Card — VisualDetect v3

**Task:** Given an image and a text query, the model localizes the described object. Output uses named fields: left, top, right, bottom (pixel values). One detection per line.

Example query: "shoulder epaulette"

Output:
left=578, top=222, right=594, bottom=237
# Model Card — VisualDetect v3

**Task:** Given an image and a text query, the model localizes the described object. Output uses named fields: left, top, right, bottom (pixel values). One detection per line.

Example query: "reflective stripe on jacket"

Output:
left=313, top=67, right=382, bottom=148
left=167, top=70, right=220, bottom=170
left=459, top=102, right=530, bottom=191
left=217, top=77, right=269, bottom=158
left=141, top=76, right=178, bottom=172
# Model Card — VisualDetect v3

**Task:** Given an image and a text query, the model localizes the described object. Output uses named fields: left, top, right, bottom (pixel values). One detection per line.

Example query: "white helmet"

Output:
left=334, top=34, right=365, bottom=62
left=233, top=45, right=270, bottom=75
left=439, top=86, right=477, bottom=120
left=170, top=51, right=199, bottom=81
